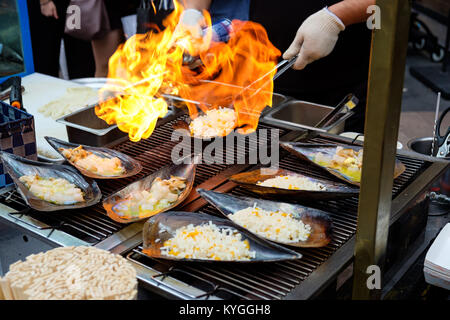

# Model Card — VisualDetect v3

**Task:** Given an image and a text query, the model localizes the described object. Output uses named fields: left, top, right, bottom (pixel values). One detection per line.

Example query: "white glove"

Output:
left=283, top=8, right=345, bottom=70
left=175, top=9, right=206, bottom=40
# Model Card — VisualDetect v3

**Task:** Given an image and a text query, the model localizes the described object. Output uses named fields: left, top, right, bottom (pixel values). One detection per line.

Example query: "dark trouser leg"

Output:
left=63, top=36, right=96, bottom=79
left=26, top=0, right=66, bottom=77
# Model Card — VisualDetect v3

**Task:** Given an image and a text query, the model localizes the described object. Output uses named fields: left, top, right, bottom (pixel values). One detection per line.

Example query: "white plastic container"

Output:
left=424, top=223, right=450, bottom=290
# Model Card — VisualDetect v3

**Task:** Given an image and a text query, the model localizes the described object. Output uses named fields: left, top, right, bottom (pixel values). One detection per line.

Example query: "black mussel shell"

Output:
left=142, top=211, right=303, bottom=262
left=45, top=136, right=142, bottom=179
left=102, top=155, right=199, bottom=223
left=197, top=189, right=333, bottom=247
left=280, top=142, right=406, bottom=186
left=0, top=151, right=101, bottom=211
left=229, top=167, right=359, bottom=200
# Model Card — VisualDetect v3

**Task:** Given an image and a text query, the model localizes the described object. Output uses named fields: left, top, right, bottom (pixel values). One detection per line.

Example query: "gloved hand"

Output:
left=283, top=8, right=345, bottom=70
left=174, top=9, right=206, bottom=40
left=173, top=9, right=207, bottom=57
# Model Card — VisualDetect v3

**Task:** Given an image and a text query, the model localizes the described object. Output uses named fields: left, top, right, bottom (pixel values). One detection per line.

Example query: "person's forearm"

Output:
left=182, top=0, right=211, bottom=11
left=329, top=0, right=376, bottom=26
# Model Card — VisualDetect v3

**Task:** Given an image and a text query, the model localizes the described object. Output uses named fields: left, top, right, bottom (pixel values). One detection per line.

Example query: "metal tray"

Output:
left=57, top=103, right=178, bottom=147
left=261, top=100, right=353, bottom=134
left=260, top=93, right=290, bottom=117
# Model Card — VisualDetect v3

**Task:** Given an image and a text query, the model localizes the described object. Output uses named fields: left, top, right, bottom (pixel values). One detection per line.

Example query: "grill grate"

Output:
left=0, top=114, right=286, bottom=244
left=126, top=147, right=429, bottom=300
left=0, top=114, right=429, bottom=298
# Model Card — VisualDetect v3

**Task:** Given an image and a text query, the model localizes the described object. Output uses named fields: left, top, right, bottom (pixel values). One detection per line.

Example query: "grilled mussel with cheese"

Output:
left=113, top=176, right=187, bottom=219
left=19, top=174, right=84, bottom=205
left=59, top=145, right=125, bottom=177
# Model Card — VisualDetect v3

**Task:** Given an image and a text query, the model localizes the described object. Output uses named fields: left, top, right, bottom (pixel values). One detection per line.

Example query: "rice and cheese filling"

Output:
left=314, top=146, right=363, bottom=181
left=228, top=206, right=312, bottom=243
left=161, top=221, right=256, bottom=261
left=257, top=175, right=326, bottom=191
left=19, top=174, right=84, bottom=205
left=59, top=146, right=125, bottom=176
left=114, top=176, right=186, bottom=218
left=189, top=107, right=237, bottom=138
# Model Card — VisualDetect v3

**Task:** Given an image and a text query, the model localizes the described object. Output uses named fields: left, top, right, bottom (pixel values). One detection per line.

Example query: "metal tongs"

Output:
left=163, top=55, right=298, bottom=108
left=232, top=55, right=298, bottom=104
left=315, top=93, right=359, bottom=129
left=273, top=55, right=299, bottom=82
left=432, top=106, right=450, bottom=158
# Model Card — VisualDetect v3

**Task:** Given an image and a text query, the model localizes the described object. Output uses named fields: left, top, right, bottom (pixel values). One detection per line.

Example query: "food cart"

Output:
left=0, top=0, right=448, bottom=301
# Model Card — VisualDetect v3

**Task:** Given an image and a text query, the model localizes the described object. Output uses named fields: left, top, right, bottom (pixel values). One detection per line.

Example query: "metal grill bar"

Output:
left=185, top=268, right=274, bottom=300
left=195, top=267, right=283, bottom=299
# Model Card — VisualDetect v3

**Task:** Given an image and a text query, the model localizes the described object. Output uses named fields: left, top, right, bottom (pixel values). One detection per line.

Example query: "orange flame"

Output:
left=96, top=2, right=281, bottom=142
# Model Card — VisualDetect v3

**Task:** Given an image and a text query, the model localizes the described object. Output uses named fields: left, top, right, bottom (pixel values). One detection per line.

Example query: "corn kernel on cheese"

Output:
left=0, top=246, right=137, bottom=300
left=160, top=221, right=256, bottom=261
left=228, top=205, right=312, bottom=243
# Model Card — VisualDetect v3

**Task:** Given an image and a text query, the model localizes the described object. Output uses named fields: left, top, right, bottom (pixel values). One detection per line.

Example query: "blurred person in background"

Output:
left=28, top=1, right=140, bottom=79
left=27, top=0, right=95, bottom=78
left=174, top=0, right=374, bottom=133
left=93, top=1, right=139, bottom=77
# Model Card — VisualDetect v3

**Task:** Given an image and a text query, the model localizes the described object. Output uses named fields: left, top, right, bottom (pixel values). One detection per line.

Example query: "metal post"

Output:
left=352, top=0, right=411, bottom=299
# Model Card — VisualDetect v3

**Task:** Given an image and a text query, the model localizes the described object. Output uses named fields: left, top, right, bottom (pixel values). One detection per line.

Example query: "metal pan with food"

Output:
left=228, top=167, right=359, bottom=200
left=197, top=189, right=333, bottom=248
left=172, top=107, right=238, bottom=140
left=102, top=155, right=199, bottom=223
left=0, top=152, right=101, bottom=211
left=280, top=142, right=406, bottom=186
left=142, top=211, right=303, bottom=263
left=45, top=136, right=142, bottom=179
